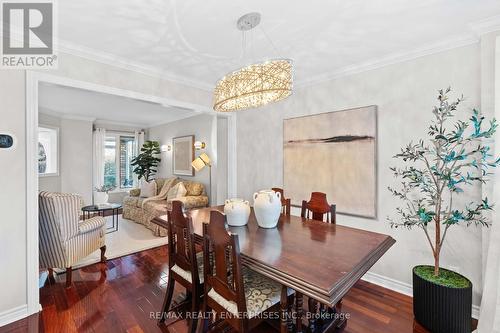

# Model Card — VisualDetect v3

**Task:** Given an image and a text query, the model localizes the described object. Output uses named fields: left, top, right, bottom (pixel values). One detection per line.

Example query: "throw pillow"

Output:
left=167, top=182, right=187, bottom=201
left=140, top=180, right=157, bottom=198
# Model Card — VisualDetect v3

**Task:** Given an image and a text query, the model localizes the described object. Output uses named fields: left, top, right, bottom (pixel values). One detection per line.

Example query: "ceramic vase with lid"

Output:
left=253, top=190, right=282, bottom=228
left=224, top=198, right=250, bottom=226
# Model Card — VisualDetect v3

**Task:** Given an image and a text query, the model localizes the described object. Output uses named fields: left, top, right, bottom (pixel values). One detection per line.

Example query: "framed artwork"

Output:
left=38, top=125, right=59, bottom=177
left=173, top=135, right=195, bottom=176
left=283, top=105, right=377, bottom=219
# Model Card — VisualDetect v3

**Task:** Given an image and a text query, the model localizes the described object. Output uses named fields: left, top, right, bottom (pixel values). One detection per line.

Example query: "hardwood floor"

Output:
left=0, top=246, right=471, bottom=333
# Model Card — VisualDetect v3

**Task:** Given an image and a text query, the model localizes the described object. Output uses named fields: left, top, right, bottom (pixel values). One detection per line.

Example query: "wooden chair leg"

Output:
left=65, top=267, right=72, bottom=287
left=308, top=298, right=318, bottom=332
left=188, top=287, right=200, bottom=333
left=197, top=298, right=209, bottom=333
left=159, top=275, right=175, bottom=324
left=280, top=286, right=289, bottom=333
left=295, top=292, right=303, bottom=333
left=100, top=245, right=107, bottom=263
left=287, top=293, right=295, bottom=333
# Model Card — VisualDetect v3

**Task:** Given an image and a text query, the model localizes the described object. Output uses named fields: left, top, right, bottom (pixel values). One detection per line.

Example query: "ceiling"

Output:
left=55, top=0, right=500, bottom=89
left=39, top=82, right=198, bottom=127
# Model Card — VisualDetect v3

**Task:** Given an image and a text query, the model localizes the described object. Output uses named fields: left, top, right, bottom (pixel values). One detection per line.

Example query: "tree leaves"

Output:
left=130, top=140, right=161, bottom=182
left=388, top=88, right=500, bottom=264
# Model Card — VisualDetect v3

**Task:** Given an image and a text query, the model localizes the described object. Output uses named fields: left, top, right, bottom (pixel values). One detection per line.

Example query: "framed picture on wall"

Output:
left=38, top=125, right=59, bottom=177
left=173, top=135, right=195, bottom=176
left=283, top=105, right=377, bottom=219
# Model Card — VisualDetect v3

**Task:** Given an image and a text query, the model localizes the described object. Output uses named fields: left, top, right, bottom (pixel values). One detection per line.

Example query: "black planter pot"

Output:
left=413, top=266, right=472, bottom=333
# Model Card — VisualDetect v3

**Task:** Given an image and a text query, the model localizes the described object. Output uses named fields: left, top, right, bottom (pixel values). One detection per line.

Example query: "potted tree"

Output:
left=131, top=140, right=161, bottom=182
left=388, top=88, right=500, bottom=333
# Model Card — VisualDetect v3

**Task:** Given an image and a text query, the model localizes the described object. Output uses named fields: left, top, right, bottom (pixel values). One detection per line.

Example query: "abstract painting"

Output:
left=173, top=135, right=195, bottom=176
left=283, top=106, right=377, bottom=218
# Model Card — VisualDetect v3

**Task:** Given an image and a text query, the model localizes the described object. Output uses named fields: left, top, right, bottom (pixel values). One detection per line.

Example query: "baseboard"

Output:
left=361, top=271, right=480, bottom=319
left=0, top=304, right=28, bottom=327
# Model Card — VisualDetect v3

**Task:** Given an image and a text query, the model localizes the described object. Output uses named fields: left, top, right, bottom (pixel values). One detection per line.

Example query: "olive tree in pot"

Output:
left=131, top=140, right=161, bottom=183
left=388, top=88, right=500, bottom=333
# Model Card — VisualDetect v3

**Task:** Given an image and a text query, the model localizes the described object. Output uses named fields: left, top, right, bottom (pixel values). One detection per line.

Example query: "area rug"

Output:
left=57, top=216, right=168, bottom=271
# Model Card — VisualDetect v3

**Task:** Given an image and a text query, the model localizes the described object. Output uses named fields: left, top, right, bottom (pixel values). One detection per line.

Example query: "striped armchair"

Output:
left=39, top=191, right=107, bottom=287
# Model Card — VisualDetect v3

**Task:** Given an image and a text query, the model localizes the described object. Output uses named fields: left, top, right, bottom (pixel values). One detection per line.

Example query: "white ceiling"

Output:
left=39, top=82, right=198, bottom=127
left=56, top=0, right=500, bottom=89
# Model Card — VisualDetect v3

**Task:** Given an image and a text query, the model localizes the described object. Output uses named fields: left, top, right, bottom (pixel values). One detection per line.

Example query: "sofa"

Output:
left=122, top=177, right=209, bottom=236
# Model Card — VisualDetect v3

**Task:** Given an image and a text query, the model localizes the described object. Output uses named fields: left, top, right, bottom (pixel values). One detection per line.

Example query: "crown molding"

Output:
left=39, top=108, right=96, bottom=122
left=56, top=39, right=214, bottom=92
left=48, top=14, right=500, bottom=93
left=93, top=119, right=148, bottom=129
left=295, top=34, right=479, bottom=88
left=470, top=15, right=500, bottom=36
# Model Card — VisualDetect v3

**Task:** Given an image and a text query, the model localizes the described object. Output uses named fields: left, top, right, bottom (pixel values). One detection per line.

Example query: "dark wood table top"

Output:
left=154, top=206, right=395, bottom=306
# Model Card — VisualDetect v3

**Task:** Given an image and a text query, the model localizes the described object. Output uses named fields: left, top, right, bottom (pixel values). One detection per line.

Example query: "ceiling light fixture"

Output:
left=213, top=13, right=293, bottom=112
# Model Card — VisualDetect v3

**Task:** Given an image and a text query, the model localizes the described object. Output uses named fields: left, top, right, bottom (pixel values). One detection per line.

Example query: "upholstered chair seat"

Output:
left=170, top=252, right=205, bottom=284
left=207, top=266, right=292, bottom=318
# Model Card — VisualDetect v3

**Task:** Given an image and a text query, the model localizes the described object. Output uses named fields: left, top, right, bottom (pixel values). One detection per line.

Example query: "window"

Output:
left=38, top=126, right=58, bottom=176
left=104, top=134, right=136, bottom=189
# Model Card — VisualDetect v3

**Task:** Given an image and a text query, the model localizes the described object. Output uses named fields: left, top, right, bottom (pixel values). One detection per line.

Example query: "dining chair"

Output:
left=199, top=210, right=291, bottom=333
left=159, top=200, right=203, bottom=333
left=272, top=187, right=291, bottom=215
left=39, top=191, right=106, bottom=287
left=300, top=192, right=342, bottom=330
left=300, top=192, right=336, bottom=223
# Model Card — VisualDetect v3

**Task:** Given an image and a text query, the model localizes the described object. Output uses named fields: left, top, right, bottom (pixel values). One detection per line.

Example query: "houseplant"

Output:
left=131, top=140, right=161, bottom=182
left=388, top=88, right=500, bottom=333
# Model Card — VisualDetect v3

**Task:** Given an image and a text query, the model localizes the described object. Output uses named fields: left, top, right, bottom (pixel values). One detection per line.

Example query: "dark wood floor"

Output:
left=0, top=246, right=465, bottom=333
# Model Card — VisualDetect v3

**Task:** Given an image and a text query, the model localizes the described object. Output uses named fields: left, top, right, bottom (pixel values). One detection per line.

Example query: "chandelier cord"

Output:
left=259, top=26, right=281, bottom=58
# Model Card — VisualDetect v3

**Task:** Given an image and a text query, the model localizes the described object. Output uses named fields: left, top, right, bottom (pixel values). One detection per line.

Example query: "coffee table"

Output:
left=82, top=203, right=122, bottom=233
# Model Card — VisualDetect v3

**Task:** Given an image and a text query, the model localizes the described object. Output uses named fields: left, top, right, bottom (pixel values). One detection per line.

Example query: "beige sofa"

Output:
left=122, top=177, right=208, bottom=236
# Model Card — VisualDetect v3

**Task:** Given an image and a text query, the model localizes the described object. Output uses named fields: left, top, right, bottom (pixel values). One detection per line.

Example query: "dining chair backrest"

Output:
left=271, top=187, right=291, bottom=216
left=202, top=210, right=247, bottom=314
left=301, top=192, right=337, bottom=223
left=167, top=200, right=199, bottom=285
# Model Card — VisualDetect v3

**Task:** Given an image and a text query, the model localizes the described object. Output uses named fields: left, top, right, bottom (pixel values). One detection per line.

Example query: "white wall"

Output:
left=0, top=71, right=27, bottom=319
left=38, top=112, right=94, bottom=204
left=38, top=112, right=61, bottom=192
left=148, top=114, right=217, bottom=203
left=216, top=117, right=228, bottom=204
left=0, top=50, right=211, bottom=323
left=59, top=118, right=93, bottom=204
left=236, top=43, right=485, bottom=306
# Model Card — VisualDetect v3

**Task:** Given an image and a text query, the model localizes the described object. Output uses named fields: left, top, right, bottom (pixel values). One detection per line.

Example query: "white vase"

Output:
left=94, top=191, right=108, bottom=205
left=224, top=198, right=250, bottom=226
left=253, top=190, right=282, bottom=228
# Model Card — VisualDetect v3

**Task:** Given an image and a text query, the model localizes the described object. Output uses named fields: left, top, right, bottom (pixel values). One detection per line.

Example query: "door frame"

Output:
left=25, top=70, right=237, bottom=315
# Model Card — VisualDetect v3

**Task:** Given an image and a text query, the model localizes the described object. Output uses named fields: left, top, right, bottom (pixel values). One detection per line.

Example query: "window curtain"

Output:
left=476, top=37, right=500, bottom=333
left=133, top=130, right=145, bottom=187
left=93, top=128, right=106, bottom=191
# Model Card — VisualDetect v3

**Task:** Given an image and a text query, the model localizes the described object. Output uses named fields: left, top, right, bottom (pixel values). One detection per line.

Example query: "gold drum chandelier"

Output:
left=213, top=13, right=293, bottom=112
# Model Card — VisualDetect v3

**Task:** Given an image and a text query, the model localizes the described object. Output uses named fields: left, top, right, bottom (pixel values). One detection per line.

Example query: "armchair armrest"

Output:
left=129, top=188, right=141, bottom=197
left=79, top=216, right=106, bottom=234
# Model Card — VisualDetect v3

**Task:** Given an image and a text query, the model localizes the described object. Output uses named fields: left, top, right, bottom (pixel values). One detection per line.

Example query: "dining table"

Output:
left=153, top=206, right=395, bottom=333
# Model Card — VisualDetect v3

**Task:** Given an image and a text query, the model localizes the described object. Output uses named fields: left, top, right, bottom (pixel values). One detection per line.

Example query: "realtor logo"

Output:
left=1, top=1, right=57, bottom=68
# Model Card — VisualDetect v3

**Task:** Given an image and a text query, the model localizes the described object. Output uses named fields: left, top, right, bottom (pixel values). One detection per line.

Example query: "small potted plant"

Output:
left=388, top=88, right=500, bottom=333
left=94, top=185, right=115, bottom=205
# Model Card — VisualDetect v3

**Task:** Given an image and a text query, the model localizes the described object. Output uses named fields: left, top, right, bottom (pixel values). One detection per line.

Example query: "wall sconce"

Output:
left=161, top=144, right=171, bottom=152
left=194, top=141, right=206, bottom=150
